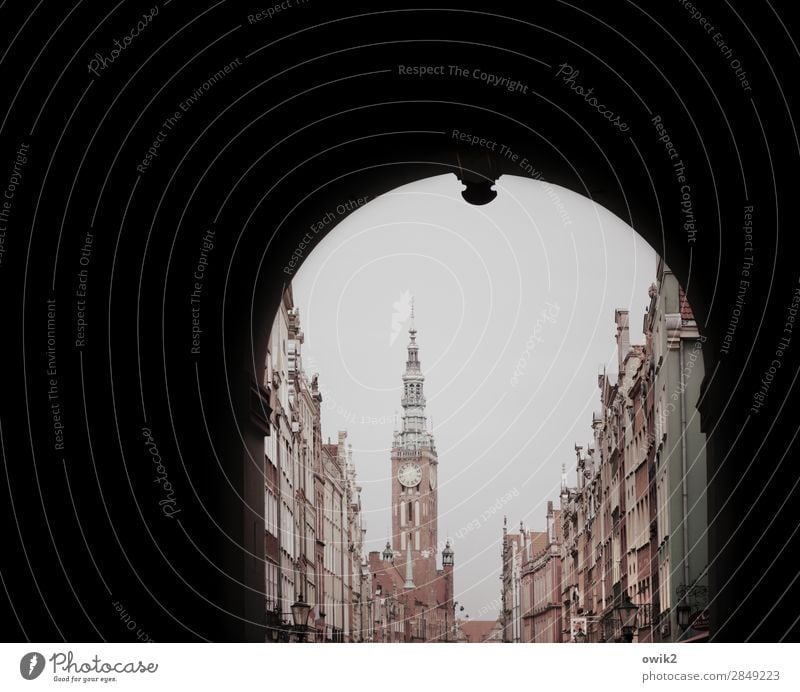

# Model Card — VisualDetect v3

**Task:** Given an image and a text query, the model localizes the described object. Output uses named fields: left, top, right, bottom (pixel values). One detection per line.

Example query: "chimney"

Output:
left=615, top=309, right=630, bottom=376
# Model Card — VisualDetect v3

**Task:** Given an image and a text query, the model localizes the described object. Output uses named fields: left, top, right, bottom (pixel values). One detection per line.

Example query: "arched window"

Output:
left=407, top=501, right=413, bottom=524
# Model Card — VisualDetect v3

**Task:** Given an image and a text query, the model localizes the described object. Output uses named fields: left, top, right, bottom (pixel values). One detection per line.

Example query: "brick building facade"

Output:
left=523, top=502, right=563, bottom=642
left=503, top=260, right=709, bottom=643
left=264, top=287, right=369, bottom=642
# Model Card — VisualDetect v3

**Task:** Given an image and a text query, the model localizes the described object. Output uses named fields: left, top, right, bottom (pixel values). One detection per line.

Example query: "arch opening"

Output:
left=255, top=174, right=709, bottom=643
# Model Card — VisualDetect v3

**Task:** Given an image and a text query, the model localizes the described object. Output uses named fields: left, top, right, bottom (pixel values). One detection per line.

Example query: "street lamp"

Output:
left=445, top=602, right=464, bottom=642
left=614, top=595, right=638, bottom=643
left=291, top=594, right=311, bottom=643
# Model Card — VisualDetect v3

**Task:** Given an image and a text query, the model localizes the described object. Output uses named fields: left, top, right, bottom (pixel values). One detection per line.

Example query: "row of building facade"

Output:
left=264, top=286, right=370, bottom=642
left=264, top=287, right=456, bottom=642
left=501, top=259, right=710, bottom=643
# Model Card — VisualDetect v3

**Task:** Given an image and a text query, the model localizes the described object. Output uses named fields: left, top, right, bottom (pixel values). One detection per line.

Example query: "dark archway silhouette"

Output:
left=2, top=2, right=797, bottom=643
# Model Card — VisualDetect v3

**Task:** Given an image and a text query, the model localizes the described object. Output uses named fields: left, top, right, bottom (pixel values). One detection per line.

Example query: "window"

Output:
left=306, top=519, right=314, bottom=558
left=264, top=436, right=277, bottom=468
left=281, top=502, right=294, bottom=558
left=265, top=561, right=279, bottom=610
left=265, top=488, right=278, bottom=536
left=407, top=502, right=413, bottom=524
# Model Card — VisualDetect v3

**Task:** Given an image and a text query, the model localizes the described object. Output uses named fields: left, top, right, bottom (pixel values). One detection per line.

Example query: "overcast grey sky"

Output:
left=291, top=174, right=657, bottom=620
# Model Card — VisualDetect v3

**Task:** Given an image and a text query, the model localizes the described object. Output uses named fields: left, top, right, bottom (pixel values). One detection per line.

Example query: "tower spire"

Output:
left=442, top=538, right=454, bottom=566
left=398, top=299, right=430, bottom=449
left=382, top=539, right=394, bottom=562
left=407, top=298, right=418, bottom=353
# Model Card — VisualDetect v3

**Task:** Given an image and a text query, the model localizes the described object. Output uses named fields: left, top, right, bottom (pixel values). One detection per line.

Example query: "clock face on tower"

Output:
left=398, top=462, right=422, bottom=487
